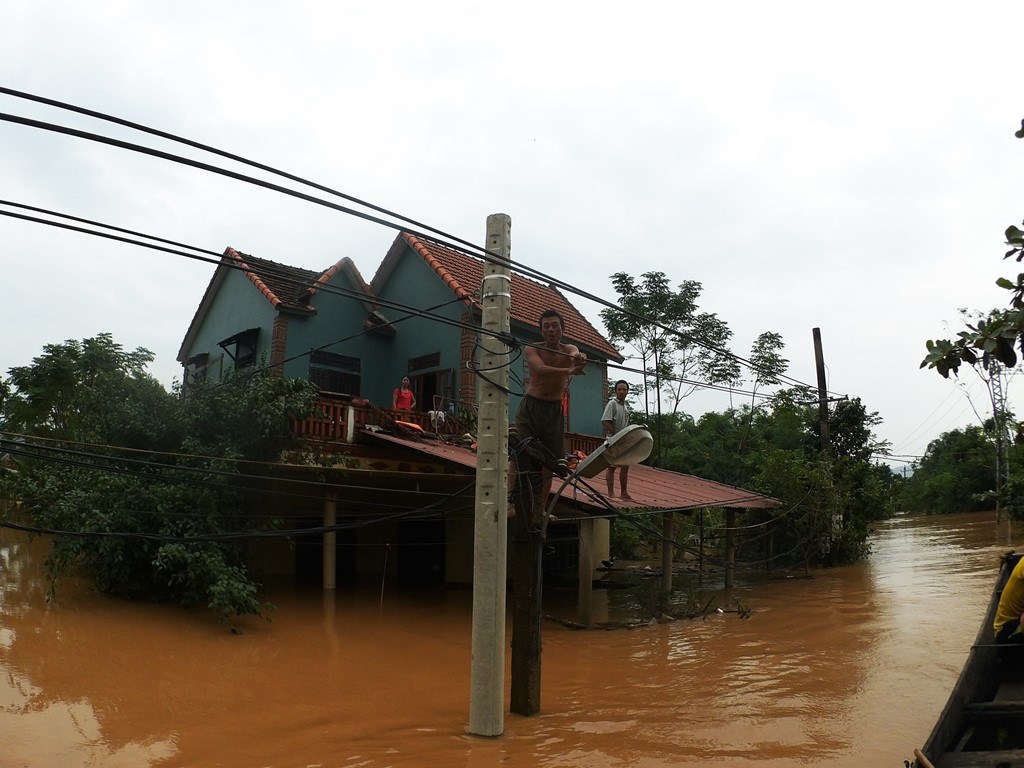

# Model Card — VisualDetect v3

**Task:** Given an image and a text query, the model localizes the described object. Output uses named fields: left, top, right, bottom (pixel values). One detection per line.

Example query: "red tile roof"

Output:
left=374, top=233, right=623, bottom=361
left=360, top=430, right=779, bottom=513
left=224, top=247, right=321, bottom=311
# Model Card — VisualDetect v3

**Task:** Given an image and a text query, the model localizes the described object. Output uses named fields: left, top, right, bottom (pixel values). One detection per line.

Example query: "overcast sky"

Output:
left=2, top=2, right=1023, bottom=468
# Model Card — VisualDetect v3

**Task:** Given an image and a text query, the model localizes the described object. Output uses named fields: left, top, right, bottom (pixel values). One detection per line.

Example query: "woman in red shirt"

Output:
left=392, top=376, right=416, bottom=412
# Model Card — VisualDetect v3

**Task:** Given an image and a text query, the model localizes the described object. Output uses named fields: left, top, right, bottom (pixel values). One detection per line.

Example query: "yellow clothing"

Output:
left=994, top=555, right=1024, bottom=638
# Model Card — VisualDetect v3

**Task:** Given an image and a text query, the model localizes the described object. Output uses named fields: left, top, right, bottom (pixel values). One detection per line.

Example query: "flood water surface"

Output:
left=1, top=511, right=1020, bottom=767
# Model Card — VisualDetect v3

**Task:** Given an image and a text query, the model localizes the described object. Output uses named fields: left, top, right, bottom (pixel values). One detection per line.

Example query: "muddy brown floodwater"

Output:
left=0, top=511, right=1020, bottom=768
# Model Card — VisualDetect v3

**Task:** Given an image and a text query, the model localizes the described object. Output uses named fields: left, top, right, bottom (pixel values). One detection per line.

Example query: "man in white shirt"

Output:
left=601, top=379, right=632, bottom=499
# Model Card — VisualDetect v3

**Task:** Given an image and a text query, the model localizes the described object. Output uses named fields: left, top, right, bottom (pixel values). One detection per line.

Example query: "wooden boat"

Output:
left=915, top=551, right=1024, bottom=768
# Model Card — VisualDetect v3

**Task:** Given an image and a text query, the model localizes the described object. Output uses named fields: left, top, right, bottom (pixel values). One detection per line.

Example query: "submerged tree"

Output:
left=0, top=334, right=317, bottom=622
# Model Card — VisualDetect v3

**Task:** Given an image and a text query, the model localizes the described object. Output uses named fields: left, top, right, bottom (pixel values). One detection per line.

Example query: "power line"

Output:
left=0, top=434, right=476, bottom=510
left=0, top=197, right=796, bottom=412
left=0, top=88, right=827, bottom=392
left=0, top=481, right=478, bottom=544
left=0, top=203, right=484, bottom=340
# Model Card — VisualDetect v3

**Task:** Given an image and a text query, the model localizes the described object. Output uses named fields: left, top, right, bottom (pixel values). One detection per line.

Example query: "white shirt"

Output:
left=601, top=397, right=629, bottom=434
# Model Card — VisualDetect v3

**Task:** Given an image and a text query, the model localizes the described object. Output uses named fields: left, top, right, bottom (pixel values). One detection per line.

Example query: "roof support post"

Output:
left=577, top=517, right=595, bottom=626
left=469, top=214, right=512, bottom=737
left=323, top=494, right=337, bottom=591
left=725, top=507, right=737, bottom=588
left=661, top=510, right=674, bottom=593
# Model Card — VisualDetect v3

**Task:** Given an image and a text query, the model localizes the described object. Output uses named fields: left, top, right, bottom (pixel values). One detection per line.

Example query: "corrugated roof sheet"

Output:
left=360, top=430, right=779, bottom=513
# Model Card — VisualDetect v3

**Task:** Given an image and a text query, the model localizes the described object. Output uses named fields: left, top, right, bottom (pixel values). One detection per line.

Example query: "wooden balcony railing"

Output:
left=293, top=396, right=604, bottom=456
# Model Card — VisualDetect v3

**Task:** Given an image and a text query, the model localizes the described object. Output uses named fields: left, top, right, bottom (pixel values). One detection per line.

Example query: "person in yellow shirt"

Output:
left=994, top=554, right=1024, bottom=643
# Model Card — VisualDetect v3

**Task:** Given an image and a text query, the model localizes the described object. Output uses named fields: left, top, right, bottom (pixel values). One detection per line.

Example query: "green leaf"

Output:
left=996, top=336, right=1018, bottom=367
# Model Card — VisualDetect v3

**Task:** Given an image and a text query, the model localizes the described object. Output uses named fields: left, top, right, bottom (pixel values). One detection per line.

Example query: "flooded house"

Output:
left=177, top=232, right=778, bottom=602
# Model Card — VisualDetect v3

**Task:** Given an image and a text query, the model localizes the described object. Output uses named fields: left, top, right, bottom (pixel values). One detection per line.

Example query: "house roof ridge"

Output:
left=398, top=232, right=622, bottom=361
left=305, top=256, right=377, bottom=310
left=226, top=247, right=283, bottom=307
left=225, top=247, right=323, bottom=309
left=404, top=234, right=477, bottom=302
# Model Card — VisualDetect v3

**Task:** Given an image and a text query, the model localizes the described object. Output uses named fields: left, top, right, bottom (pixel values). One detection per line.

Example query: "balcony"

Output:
left=292, top=395, right=603, bottom=455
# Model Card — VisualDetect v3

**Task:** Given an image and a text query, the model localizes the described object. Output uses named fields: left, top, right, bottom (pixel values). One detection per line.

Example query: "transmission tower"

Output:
left=989, top=360, right=1012, bottom=522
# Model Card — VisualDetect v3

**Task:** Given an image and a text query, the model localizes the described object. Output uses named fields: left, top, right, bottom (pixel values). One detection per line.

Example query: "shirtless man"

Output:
left=511, top=309, right=587, bottom=516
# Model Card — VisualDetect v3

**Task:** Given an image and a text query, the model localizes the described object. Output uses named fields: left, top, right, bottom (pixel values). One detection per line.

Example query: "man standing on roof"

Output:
left=601, top=379, right=632, bottom=500
left=512, top=309, right=587, bottom=515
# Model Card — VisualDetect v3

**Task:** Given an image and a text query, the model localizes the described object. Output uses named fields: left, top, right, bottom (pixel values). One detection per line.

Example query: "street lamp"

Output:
left=574, top=424, right=654, bottom=478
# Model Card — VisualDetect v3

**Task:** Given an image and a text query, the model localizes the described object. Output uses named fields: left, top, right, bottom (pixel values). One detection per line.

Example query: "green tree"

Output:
left=601, top=272, right=740, bottom=468
left=660, top=393, right=896, bottom=568
left=0, top=335, right=317, bottom=622
left=920, top=120, right=1024, bottom=520
left=601, top=272, right=739, bottom=422
left=901, top=426, right=996, bottom=514
left=921, top=121, right=1024, bottom=377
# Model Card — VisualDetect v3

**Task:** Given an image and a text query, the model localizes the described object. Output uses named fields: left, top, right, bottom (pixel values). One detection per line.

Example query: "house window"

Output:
left=309, top=351, right=361, bottom=396
left=218, top=328, right=259, bottom=369
left=409, top=352, right=441, bottom=372
left=185, top=353, right=208, bottom=387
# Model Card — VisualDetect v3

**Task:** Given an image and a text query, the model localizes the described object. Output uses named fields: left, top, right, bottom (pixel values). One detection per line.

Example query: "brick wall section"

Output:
left=460, top=311, right=476, bottom=408
left=271, top=313, right=288, bottom=377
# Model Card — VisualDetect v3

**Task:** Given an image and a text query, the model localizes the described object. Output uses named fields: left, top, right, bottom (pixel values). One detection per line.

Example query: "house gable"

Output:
left=371, top=233, right=623, bottom=435
left=178, top=248, right=383, bottom=389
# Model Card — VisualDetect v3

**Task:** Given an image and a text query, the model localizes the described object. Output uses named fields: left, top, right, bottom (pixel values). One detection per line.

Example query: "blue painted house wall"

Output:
left=184, top=266, right=277, bottom=379
left=282, top=273, right=385, bottom=399
left=180, top=242, right=616, bottom=437
left=368, top=249, right=467, bottom=412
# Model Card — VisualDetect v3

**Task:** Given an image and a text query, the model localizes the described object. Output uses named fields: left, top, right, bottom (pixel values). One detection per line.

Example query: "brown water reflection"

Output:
left=0, top=511, right=1019, bottom=767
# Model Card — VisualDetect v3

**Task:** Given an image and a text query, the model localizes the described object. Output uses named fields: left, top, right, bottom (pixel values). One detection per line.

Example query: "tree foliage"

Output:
left=645, top=392, right=897, bottom=569
left=922, top=121, right=1024, bottom=378
left=0, top=334, right=318, bottom=622
left=919, top=119, right=1024, bottom=521
left=600, top=272, right=739, bottom=420
left=900, top=426, right=996, bottom=514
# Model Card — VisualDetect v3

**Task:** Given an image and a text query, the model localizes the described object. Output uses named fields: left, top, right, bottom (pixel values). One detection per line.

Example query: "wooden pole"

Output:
left=698, top=508, right=704, bottom=583
left=510, top=448, right=542, bottom=714
left=725, top=508, right=736, bottom=588
left=323, top=495, right=336, bottom=590
left=469, top=214, right=512, bottom=736
left=577, top=518, right=595, bottom=626
left=661, top=510, right=673, bottom=593
left=812, top=327, right=830, bottom=452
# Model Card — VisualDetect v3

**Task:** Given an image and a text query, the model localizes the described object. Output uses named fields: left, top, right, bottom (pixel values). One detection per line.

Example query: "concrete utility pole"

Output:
left=469, top=214, right=512, bottom=737
left=812, top=327, right=830, bottom=452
